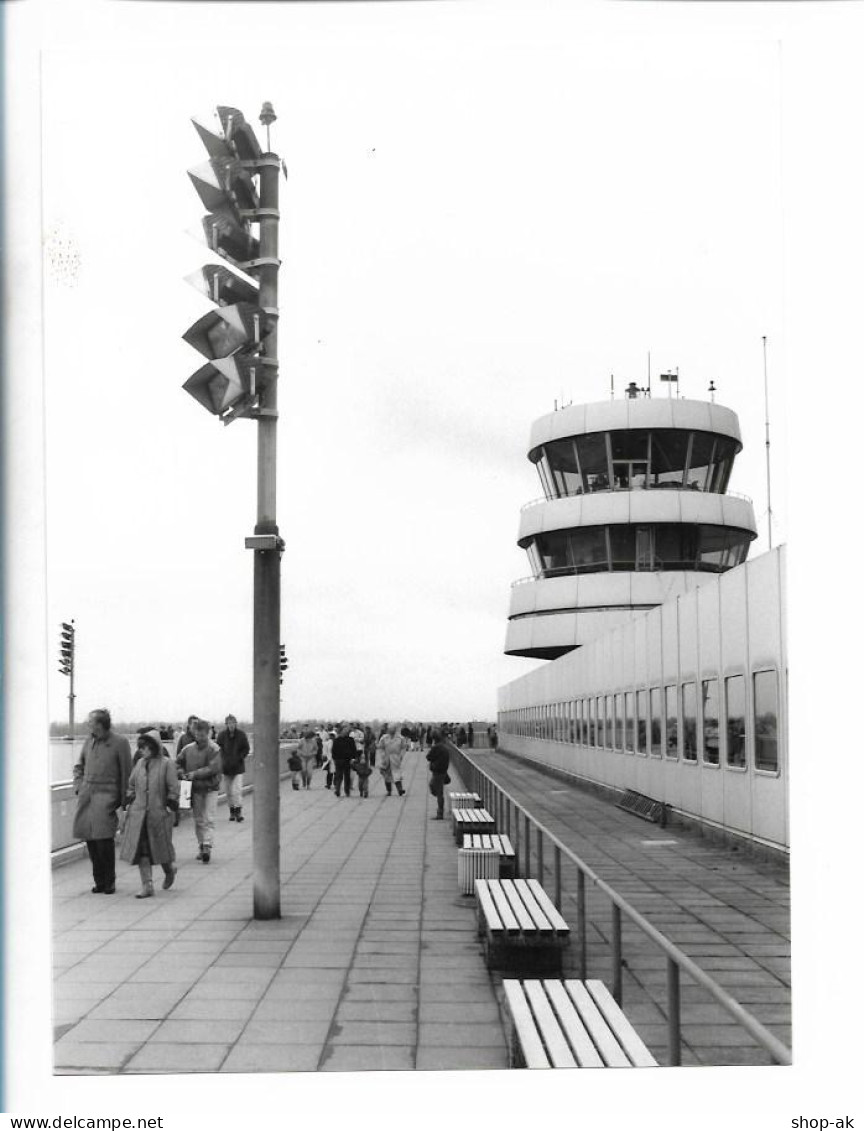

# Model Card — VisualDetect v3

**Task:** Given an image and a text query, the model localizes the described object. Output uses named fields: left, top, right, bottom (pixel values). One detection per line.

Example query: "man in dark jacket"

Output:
left=73, top=708, right=132, bottom=893
left=331, top=725, right=356, bottom=798
left=426, top=731, right=450, bottom=820
left=216, top=714, right=250, bottom=822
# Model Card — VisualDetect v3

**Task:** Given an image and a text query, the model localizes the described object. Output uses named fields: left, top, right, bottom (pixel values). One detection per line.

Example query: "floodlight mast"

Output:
left=251, top=121, right=283, bottom=921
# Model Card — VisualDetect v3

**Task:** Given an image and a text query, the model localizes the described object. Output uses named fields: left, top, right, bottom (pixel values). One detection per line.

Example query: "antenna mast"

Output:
left=763, top=335, right=774, bottom=549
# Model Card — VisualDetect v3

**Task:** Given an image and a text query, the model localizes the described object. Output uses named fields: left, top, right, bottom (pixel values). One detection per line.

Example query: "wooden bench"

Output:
left=474, top=878, right=569, bottom=974
left=462, top=833, right=517, bottom=879
left=502, top=978, right=658, bottom=1068
left=446, top=791, right=481, bottom=815
left=452, top=807, right=496, bottom=840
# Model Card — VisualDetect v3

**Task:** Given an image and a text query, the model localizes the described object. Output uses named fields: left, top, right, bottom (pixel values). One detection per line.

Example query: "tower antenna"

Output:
left=763, top=335, right=774, bottom=549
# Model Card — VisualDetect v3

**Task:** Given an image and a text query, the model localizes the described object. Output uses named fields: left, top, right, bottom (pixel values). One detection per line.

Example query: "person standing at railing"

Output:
left=426, top=731, right=451, bottom=820
left=467, top=722, right=474, bottom=749
left=72, top=708, right=132, bottom=895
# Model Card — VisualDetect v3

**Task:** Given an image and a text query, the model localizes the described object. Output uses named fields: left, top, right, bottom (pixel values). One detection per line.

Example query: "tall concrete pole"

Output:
left=251, top=140, right=282, bottom=919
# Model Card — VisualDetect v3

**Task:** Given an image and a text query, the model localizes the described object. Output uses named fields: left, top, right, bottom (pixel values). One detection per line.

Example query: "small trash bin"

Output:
left=457, top=848, right=500, bottom=895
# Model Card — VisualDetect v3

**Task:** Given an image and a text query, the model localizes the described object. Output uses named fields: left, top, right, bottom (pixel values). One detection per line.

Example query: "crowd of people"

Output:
left=71, top=708, right=497, bottom=900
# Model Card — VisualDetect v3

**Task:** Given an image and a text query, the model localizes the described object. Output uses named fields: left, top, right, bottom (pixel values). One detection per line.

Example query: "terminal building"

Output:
left=497, top=387, right=787, bottom=855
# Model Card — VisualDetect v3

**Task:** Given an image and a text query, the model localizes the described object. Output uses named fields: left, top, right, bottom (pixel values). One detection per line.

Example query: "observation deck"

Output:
left=505, top=395, right=757, bottom=659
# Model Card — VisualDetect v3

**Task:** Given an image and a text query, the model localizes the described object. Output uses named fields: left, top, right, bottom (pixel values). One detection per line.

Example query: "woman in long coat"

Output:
left=120, top=730, right=179, bottom=897
left=376, top=723, right=407, bottom=797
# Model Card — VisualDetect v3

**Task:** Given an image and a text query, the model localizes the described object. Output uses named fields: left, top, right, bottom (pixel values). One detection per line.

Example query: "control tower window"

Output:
left=543, top=438, right=582, bottom=497
left=649, top=430, right=691, bottom=489
left=687, top=432, right=717, bottom=492
left=707, top=436, right=736, bottom=494
left=570, top=527, right=608, bottom=572
left=576, top=433, right=610, bottom=492
left=611, top=429, right=650, bottom=489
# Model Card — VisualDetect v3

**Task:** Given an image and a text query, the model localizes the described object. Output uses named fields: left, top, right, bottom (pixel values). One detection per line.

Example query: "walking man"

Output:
left=426, top=730, right=451, bottom=819
left=72, top=708, right=132, bottom=894
left=377, top=722, right=408, bottom=797
left=176, top=719, right=222, bottom=863
left=216, top=714, right=249, bottom=821
left=331, top=725, right=356, bottom=798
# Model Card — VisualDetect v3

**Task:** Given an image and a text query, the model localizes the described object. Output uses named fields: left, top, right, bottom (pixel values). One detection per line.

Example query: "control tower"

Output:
left=505, top=385, right=757, bottom=659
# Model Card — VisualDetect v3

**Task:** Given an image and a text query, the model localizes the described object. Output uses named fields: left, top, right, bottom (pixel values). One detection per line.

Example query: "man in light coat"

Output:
left=73, top=708, right=132, bottom=894
left=176, top=719, right=222, bottom=863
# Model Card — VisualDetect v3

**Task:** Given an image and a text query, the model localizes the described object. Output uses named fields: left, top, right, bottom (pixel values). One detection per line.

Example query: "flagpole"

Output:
left=763, top=335, right=773, bottom=550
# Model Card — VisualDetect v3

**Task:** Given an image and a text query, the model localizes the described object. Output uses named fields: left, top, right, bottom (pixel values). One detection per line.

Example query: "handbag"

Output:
left=179, top=779, right=193, bottom=810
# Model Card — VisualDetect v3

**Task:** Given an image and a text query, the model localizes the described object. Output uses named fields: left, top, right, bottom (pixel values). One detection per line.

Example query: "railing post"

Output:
left=537, top=829, right=544, bottom=886
left=577, top=869, right=587, bottom=979
left=513, top=803, right=519, bottom=866
left=553, top=845, right=562, bottom=911
left=524, top=814, right=531, bottom=880
left=612, top=904, right=623, bottom=1005
left=666, top=958, right=682, bottom=1067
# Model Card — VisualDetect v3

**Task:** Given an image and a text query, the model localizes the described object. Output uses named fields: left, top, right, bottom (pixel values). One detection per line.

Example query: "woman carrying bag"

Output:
left=120, top=729, right=179, bottom=898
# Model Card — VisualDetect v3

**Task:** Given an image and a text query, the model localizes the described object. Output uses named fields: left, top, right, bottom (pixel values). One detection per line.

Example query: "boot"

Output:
left=396, top=781, right=405, bottom=797
left=201, top=844, right=211, bottom=864
left=162, top=862, right=177, bottom=889
left=384, top=782, right=392, bottom=796
left=136, top=859, right=154, bottom=898
left=235, top=807, right=244, bottom=823
left=229, top=807, right=237, bottom=821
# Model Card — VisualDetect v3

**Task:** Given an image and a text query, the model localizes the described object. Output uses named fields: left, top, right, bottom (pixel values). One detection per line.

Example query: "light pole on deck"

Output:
left=182, top=102, right=285, bottom=919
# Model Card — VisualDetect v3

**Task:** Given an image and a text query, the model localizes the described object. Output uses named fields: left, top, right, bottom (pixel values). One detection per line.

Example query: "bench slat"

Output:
left=586, top=980, right=658, bottom=1067
left=502, top=981, right=550, bottom=1069
left=498, top=834, right=515, bottom=856
left=509, top=880, right=554, bottom=934
left=541, top=980, right=605, bottom=1068
left=564, top=980, right=631, bottom=1067
left=499, top=880, right=538, bottom=934
left=523, top=981, right=578, bottom=1068
left=481, top=834, right=492, bottom=849
left=474, top=879, right=504, bottom=936
left=525, top=879, right=570, bottom=935
left=486, top=880, right=522, bottom=935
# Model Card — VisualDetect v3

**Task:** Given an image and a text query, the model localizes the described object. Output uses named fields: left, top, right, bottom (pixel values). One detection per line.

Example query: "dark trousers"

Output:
left=86, top=838, right=116, bottom=889
left=333, top=763, right=352, bottom=796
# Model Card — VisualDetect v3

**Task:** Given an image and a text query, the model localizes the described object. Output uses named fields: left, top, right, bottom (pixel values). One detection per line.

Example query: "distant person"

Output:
left=287, top=747, right=303, bottom=789
left=120, top=729, right=179, bottom=897
left=377, top=722, right=407, bottom=797
left=331, top=725, right=356, bottom=798
left=176, top=719, right=222, bottom=863
left=321, top=730, right=335, bottom=789
left=488, top=725, right=498, bottom=751
left=72, top=708, right=132, bottom=895
left=351, top=752, right=373, bottom=798
left=467, top=723, right=474, bottom=749
left=296, top=730, right=318, bottom=789
left=176, top=715, right=198, bottom=761
left=456, top=724, right=467, bottom=748
left=216, top=714, right=250, bottom=822
left=349, top=723, right=365, bottom=762
left=364, top=725, right=377, bottom=767
left=426, top=730, right=451, bottom=820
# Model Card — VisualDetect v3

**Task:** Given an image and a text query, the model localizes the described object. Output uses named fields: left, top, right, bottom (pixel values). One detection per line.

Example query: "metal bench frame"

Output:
left=475, top=878, right=570, bottom=974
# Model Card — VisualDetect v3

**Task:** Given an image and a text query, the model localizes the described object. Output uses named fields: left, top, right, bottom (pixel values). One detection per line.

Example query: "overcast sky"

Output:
left=7, top=0, right=864, bottom=1121
left=39, top=6, right=788, bottom=726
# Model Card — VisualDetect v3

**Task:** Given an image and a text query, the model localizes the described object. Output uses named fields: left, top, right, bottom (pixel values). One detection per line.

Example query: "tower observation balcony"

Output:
left=505, top=396, right=757, bottom=659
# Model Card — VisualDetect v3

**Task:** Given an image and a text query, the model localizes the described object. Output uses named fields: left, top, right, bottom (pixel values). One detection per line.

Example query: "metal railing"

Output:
left=448, top=745, right=791, bottom=1067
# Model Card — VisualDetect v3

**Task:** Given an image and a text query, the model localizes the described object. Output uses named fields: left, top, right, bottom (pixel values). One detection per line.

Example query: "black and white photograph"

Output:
left=3, top=0, right=861, bottom=1125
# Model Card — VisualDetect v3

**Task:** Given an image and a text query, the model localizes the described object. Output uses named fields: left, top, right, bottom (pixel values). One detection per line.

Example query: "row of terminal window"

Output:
left=499, top=669, right=780, bottom=774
